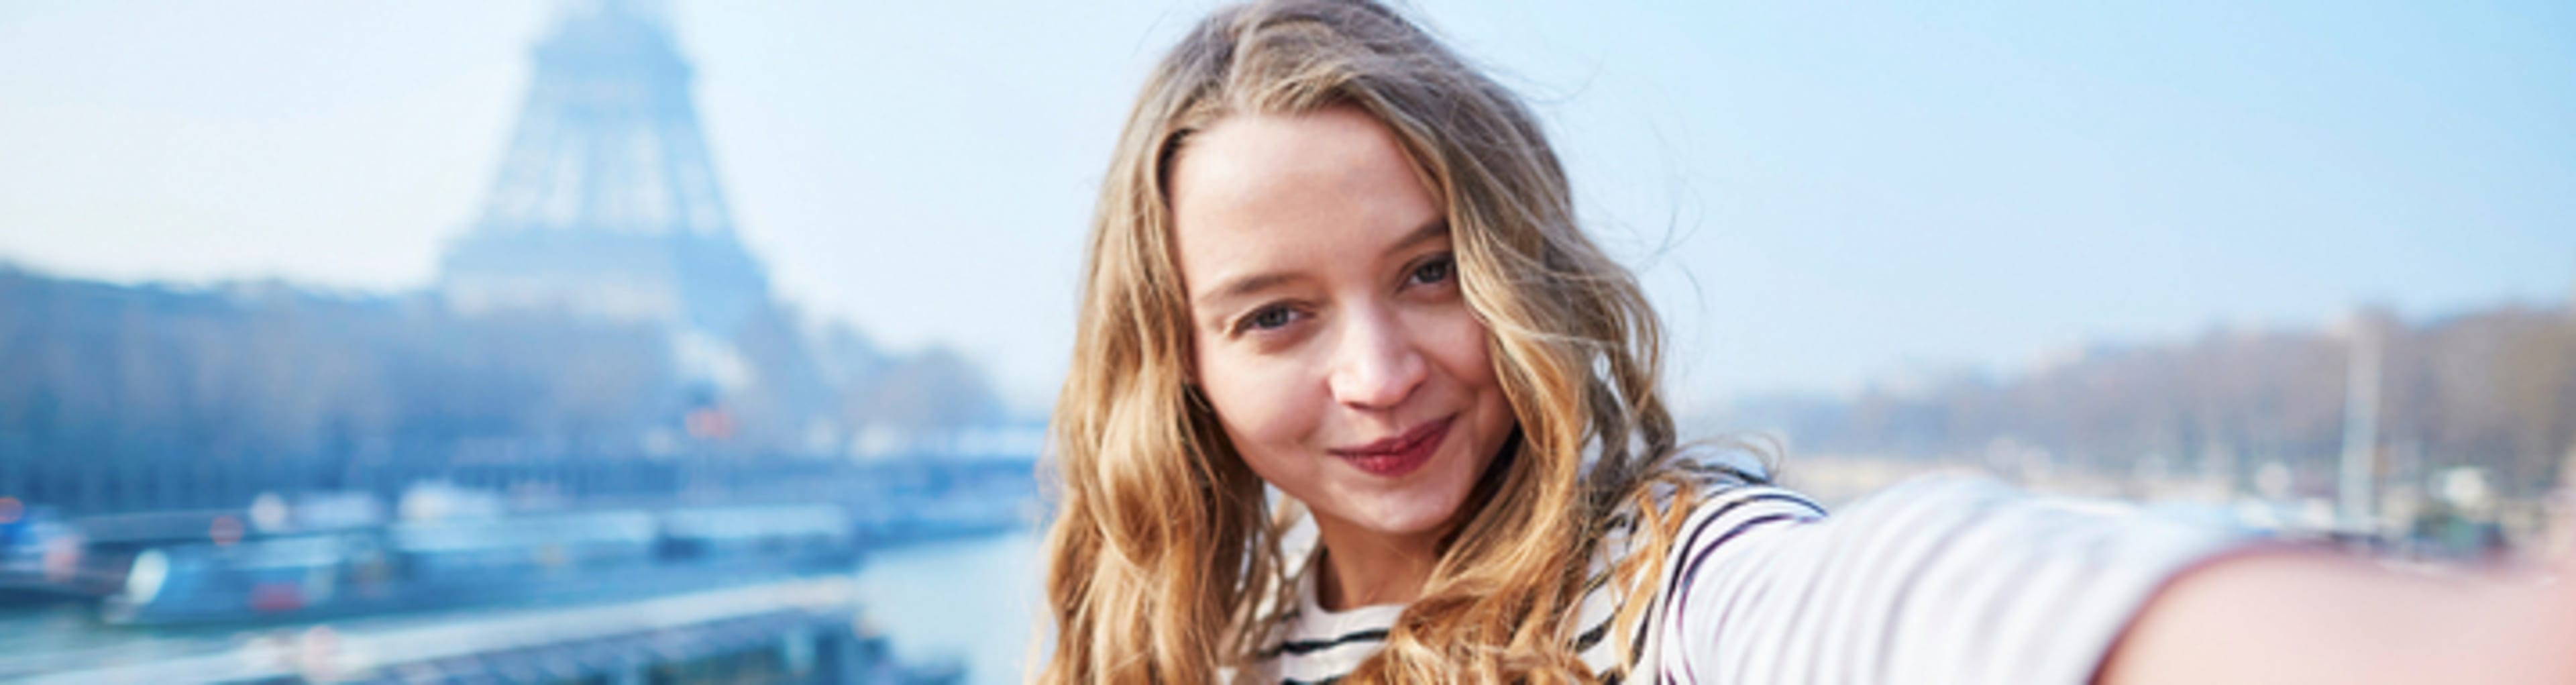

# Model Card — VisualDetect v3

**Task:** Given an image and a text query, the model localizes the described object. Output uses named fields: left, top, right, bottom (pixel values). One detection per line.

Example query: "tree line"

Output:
left=1711, top=303, right=2576, bottom=500
left=0, top=266, right=1008, bottom=513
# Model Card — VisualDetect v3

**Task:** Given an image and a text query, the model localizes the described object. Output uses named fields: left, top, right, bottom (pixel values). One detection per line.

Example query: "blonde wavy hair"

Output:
left=1039, top=1, right=1752, bottom=681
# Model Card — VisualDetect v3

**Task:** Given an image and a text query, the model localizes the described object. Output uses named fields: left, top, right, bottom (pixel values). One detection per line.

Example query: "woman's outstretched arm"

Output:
left=1646, top=476, right=2245, bottom=683
left=1650, top=475, right=2573, bottom=683
left=2096, top=547, right=2576, bottom=684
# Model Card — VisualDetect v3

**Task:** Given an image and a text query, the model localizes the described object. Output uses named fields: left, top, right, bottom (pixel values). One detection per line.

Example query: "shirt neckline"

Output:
left=1293, top=547, right=1408, bottom=626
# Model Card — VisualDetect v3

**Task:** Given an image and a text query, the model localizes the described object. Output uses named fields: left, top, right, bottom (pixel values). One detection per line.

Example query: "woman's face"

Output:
left=1168, top=106, right=1515, bottom=541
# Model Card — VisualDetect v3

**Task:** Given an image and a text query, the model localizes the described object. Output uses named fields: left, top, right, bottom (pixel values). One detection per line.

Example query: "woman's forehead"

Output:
left=1167, top=107, right=1444, bottom=297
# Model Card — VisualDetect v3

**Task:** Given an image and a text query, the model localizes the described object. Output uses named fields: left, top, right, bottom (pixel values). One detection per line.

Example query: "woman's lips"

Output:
left=1331, top=416, right=1454, bottom=478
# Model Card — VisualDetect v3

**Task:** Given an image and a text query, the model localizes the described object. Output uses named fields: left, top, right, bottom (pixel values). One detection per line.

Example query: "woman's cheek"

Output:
left=1203, top=350, right=1321, bottom=457
left=1216, top=371, right=1331, bottom=499
left=1421, top=305, right=1493, bottom=377
left=1255, top=356, right=1330, bottom=450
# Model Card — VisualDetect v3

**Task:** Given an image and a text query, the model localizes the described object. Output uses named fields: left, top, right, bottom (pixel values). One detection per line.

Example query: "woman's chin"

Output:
left=1341, top=490, right=1472, bottom=539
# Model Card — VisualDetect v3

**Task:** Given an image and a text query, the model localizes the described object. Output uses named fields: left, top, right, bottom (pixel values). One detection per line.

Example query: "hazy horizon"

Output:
left=3, top=1, right=2569, bottom=413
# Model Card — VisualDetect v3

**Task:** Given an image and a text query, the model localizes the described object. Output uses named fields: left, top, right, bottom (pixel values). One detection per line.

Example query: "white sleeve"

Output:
left=1644, top=474, right=2250, bottom=684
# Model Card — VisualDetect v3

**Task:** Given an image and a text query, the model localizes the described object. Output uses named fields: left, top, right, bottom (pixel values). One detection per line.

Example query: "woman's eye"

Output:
left=1409, top=254, right=1455, bottom=286
left=1239, top=305, right=1297, bottom=333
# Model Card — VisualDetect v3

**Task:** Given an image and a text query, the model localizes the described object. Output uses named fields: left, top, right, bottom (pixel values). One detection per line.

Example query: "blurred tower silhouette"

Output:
left=439, top=0, right=771, bottom=394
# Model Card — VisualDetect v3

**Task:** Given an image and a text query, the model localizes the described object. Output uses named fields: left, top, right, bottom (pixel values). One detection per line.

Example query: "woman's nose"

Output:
left=1327, top=305, right=1428, bottom=411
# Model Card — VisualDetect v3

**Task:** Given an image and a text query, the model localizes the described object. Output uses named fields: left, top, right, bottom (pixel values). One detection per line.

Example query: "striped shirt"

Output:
left=1244, top=473, right=2247, bottom=684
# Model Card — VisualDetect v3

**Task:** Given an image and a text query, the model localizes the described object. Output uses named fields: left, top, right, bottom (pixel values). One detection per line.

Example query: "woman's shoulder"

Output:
left=1623, top=470, right=2259, bottom=683
left=1601, top=446, right=1829, bottom=550
left=1570, top=449, right=1835, bottom=674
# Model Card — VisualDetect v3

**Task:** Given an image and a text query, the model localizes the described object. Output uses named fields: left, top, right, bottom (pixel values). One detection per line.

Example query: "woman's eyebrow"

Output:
left=1203, top=272, right=1300, bottom=307
left=1384, top=218, right=1449, bottom=255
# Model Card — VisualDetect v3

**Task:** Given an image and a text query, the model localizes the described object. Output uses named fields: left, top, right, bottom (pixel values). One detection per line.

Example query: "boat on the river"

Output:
left=103, top=503, right=860, bottom=625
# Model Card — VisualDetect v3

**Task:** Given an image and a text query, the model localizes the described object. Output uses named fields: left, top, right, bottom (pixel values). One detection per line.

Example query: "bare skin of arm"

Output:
left=2096, top=547, right=2576, bottom=684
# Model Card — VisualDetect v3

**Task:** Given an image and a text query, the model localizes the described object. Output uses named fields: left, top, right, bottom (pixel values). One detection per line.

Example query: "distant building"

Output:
left=438, top=0, right=769, bottom=368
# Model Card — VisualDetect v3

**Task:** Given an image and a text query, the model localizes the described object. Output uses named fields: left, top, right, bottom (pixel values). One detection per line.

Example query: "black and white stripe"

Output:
left=1244, top=474, right=2245, bottom=684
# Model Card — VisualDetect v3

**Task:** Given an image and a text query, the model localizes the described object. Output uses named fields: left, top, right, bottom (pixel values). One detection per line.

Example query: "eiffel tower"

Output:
left=439, top=0, right=768, bottom=346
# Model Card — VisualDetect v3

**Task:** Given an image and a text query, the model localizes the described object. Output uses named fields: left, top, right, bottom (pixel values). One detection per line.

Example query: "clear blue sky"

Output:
left=1, top=1, right=2569, bottom=413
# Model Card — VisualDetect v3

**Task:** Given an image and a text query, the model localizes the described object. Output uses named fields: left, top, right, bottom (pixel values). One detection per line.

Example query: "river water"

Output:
left=853, top=530, right=1044, bottom=685
left=0, top=529, right=1047, bottom=684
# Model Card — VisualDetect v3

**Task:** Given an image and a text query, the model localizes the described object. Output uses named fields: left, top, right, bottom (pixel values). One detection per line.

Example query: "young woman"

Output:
left=1038, top=1, right=2576, bottom=682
